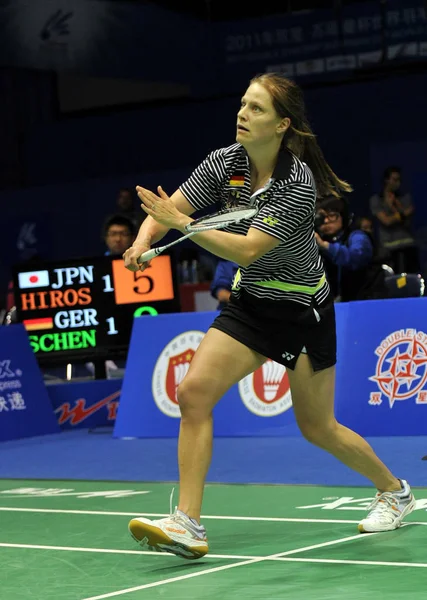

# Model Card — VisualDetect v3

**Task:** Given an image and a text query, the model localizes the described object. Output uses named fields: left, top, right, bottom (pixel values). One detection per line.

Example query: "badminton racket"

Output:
left=137, top=205, right=259, bottom=263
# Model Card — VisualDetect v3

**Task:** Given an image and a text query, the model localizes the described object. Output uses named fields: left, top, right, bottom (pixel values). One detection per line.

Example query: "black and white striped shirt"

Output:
left=179, top=143, right=330, bottom=307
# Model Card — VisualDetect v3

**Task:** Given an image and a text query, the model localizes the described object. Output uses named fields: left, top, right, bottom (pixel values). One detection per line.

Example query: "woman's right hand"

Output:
left=123, top=243, right=151, bottom=272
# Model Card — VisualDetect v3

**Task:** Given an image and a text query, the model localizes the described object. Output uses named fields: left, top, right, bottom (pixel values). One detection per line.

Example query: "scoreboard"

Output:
left=12, top=253, right=180, bottom=364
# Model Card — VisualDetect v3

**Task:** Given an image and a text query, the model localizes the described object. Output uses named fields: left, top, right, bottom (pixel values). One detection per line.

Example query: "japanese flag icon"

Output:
left=18, top=270, right=50, bottom=289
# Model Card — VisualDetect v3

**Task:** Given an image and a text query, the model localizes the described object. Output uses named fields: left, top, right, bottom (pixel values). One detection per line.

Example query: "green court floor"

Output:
left=0, top=479, right=426, bottom=599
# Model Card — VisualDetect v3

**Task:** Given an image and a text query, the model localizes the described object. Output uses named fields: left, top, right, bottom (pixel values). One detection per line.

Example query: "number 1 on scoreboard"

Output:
left=106, top=317, right=118, bottom=335
left=102, top=274, right=114, bottom=292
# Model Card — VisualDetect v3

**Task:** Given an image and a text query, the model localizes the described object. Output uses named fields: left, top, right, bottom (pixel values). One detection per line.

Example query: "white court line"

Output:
left=0, top=506, right=360, bottom=524
left=0, top=492, right=150, bottom=499
left=0, top=506, right=425, bottom=526
left=0, top=543, right=260, bottom=560
left=1, top=542, right=426, bottom=570
left=278, top=557, right=427, bottom=568
left=80, top=532, right=379, bottom=600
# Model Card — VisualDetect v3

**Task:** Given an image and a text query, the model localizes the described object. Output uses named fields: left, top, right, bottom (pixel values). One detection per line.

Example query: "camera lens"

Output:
left=314, top=212, right=326, bottom=231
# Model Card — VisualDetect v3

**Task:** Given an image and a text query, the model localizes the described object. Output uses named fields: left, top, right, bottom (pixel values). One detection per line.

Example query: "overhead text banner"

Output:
left=215, top=0, right=427, bottom=93
left=0, top=1, right=425, bottom=93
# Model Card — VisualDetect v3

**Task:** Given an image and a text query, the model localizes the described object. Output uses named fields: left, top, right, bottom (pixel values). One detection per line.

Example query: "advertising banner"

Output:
left=335, top=298, right=427, bottom=436
left=47, top=378, right=121, bottom=430
left=0, top=325, right=60, bottom=442
left=113, top=312, right=300, bottom=439
left=116, top=298, right=427, bottom=438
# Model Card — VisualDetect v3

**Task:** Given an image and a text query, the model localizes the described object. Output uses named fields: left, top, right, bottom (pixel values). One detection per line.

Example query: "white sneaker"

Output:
left=129, top=509, right=209, bottom=560
left=358, top=479, right=416, bottom=533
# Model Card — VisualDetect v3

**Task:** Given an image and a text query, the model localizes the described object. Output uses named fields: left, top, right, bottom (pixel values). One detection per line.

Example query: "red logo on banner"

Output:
left=55, top=390, right=121, bottom=425
left=239, top=359, right=292, bottom=416
left=369, top=329, right=427, bottom=408
left=252, top=363, right=291, bottom=403
left=152, top=331, right=205, bottom=418
left=165, top=349, right=196, bottom=405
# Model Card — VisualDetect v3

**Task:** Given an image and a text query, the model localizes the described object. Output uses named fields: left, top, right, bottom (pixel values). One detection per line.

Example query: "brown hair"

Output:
left=250, top=72, right=353, bottom=198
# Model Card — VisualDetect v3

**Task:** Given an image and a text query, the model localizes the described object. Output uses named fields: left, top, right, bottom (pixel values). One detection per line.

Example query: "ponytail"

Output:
left=285, top=121, right=353, bottom=198
left=250, top=72, right=353, bottom=198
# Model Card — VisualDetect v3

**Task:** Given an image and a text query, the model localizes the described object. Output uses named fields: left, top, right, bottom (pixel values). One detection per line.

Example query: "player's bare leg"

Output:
left=176, top=328, right=266, bottom=521
left=287, top=354, right=415, bottom=532
left=128, top=329, right=266, bottom=557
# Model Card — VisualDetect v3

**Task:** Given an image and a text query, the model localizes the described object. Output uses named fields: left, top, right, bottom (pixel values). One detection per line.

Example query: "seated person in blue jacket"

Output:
left=210, top=259, right=239, bottom=310
left=315, top=196, right=387, bottom=302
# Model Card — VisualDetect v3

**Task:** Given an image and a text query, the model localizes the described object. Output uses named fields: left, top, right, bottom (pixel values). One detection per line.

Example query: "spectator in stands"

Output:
left=104, top=188, right=145, bottom=232
left=315, top=196, right=387, bottom=302
left=353, top=215, right=384, bottom=261
left=118, top=187, right=146, bottom=228
left=355, top=215, right=374, bottom=235
left=210, top=260, right=239, bottom=309
left=103, top=214, right=136, bottom=256
left=369, top=166, right=419, bottom=273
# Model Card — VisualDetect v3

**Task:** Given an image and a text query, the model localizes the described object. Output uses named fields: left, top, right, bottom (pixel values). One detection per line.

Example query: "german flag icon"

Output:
left=23, top=317, right=54, bottom=331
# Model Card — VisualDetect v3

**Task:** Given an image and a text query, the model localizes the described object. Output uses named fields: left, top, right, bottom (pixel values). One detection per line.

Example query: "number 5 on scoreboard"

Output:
left=111, top=255, right=175, bottom=305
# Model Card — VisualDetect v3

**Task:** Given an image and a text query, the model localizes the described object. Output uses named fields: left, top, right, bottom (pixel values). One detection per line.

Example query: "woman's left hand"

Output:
left=136, top=185, right=184, bottom=229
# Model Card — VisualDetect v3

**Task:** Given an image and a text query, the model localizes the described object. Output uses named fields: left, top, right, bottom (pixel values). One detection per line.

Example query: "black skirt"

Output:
left=210, top=289, right=336, bottom=372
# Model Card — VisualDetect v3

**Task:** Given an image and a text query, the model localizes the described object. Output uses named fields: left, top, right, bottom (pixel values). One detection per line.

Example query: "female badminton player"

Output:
left=123, top=72, right=415, bottom=560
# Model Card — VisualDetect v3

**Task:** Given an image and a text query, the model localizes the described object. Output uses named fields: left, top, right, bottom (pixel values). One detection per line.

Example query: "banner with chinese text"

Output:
left=0, top=0, right=425, bottom=92
left=0, top=325, right=60, bottom=442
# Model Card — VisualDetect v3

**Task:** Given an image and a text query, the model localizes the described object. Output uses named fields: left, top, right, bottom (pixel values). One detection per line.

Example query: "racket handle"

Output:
left=137, top=247, right=161, bottom=264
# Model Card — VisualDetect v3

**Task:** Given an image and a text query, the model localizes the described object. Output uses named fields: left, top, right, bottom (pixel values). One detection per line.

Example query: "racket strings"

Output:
left=138, top=204, right=259, bottom=263
left=187, top=206, right=259, bottom=232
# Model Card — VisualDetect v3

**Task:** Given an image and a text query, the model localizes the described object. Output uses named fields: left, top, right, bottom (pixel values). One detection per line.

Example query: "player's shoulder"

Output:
left=272, top=152, right=315, bottom=202
left=205, top=143, right=243, bottom=163
left=274, top=150, right=315, bottom=189
left=290, top=153, right=315, bottom=187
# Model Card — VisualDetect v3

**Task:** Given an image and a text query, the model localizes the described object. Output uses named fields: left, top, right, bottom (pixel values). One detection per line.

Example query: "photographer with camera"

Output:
left=315, top=195, right=387, bottom=302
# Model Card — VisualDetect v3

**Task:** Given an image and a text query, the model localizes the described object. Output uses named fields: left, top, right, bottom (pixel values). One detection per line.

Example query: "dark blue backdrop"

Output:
left=2, top=0, right=427, bottom=302
left=2, top=72, right=426, bottom=261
